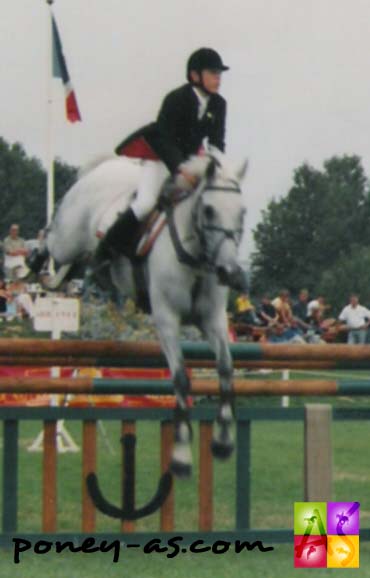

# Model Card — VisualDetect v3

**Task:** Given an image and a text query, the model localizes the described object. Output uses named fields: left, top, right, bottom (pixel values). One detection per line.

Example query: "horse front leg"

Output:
left=152, top=307, right=193, bottom=478
left=201, top=314, right=235, bottom=460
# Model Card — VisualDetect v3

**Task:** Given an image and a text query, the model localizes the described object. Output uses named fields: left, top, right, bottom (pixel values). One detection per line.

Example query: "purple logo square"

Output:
left=327, top=502, right=360, bottom=535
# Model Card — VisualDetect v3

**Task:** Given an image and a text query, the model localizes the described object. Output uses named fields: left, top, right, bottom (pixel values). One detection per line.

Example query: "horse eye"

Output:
left=204, top=205, right=215, bottom=220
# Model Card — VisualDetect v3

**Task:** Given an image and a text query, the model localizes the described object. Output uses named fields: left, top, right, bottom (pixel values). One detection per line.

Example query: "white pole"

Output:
left=281, top=369, right=290, bottom=407
left=46, top=0, right=55, bottom=225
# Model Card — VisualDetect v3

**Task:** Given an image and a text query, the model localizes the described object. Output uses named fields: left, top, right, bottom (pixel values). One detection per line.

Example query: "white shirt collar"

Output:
left=192, top=87, right=210, bottom=120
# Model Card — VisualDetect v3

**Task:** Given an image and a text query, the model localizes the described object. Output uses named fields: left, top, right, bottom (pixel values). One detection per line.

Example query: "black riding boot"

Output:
left=100, top=207, right=140, bottom=257
left=26, top=247, right=49, bottom=274
left=90, top=207, right=140, bottom=288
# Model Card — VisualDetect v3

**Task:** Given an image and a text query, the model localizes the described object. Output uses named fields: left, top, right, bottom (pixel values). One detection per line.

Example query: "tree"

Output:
left=0, top=137, right=77, bottom=239
left=317, top=246, right=370, bottom=314
left=251, top=155, right=370, bottom=297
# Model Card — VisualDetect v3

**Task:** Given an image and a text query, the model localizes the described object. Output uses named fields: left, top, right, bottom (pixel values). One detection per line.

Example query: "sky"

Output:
left=2, top=0, right=370, bottom=261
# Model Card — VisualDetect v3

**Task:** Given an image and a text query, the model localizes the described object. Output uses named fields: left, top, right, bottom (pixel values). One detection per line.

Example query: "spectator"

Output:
left=257, top=294, right=279, bottom=327
left=26, top=229, right=45, bottom=253
left=26, top=229, right=49, bottom=275
left=0, top=278, right=10, bottom=318
left=265, top=323, right=305, bottom=344
left=234, top=292, right=261, bottom=325
left=307, top=295, right=327, bottom=322
left=7, top=278, right=34, bottom=319
left=338, top=294, right=370, bottom=344
left=292, top=289, right=309, bottom=323
left=0, top=241, right=4, bottom=277
left=272, top=289, right=294, bottom=326
left=3, top=224, right=29, bottom=281
left=292, top=288, right=316, bottom=335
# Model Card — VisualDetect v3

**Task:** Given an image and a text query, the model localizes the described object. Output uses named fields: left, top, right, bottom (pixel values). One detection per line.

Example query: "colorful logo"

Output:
left=294, top=501, right=360, bottom=568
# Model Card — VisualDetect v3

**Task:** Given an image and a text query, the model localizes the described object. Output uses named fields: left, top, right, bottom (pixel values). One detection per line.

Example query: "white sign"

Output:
left=34, top=297, right=80, bottom=333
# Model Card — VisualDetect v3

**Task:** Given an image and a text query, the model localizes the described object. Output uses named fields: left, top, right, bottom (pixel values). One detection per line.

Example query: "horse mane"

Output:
left=174, top=148, right=235, bottom=190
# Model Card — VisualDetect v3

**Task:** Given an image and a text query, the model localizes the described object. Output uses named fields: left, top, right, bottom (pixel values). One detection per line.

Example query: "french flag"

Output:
left=52, top=15, right=81, bottom=123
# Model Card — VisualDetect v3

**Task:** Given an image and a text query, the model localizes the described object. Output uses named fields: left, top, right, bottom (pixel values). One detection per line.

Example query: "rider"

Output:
left=94, top=47, right=229, bottom=266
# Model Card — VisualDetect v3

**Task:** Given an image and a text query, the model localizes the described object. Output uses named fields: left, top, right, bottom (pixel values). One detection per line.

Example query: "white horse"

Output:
left=36, top=151, right=248, bottom=477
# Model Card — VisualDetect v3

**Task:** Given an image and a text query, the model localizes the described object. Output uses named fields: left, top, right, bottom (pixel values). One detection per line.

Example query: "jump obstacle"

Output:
left=0, top=339, right=370, bottom=369
left=2, top=338, right=370, bottom=546
left=2, top=376, right=370, bottom=396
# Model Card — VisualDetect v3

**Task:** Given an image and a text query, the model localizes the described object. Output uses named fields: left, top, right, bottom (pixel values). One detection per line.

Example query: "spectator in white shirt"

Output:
left=3, top=224, right=29, bottom=281
left=338, top=294, right=370, bottom=344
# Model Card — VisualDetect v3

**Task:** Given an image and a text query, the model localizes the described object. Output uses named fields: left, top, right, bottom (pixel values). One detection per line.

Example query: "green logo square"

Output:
left=294, top=502, right=327, bottom=535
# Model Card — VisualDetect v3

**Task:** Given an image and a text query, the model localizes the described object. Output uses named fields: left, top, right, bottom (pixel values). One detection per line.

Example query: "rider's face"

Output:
left=202, top=70, right=222, bottom=93
left=191, top=69, right=222, bottom=94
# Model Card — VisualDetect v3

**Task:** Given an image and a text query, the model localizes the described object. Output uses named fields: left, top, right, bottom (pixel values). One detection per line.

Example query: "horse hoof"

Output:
left=211, top=440, right=234, bottom=461
left=170, top=459, right=192, bottom=479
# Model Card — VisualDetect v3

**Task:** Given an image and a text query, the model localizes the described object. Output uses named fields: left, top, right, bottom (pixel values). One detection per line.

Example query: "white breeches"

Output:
left=96, top=160, right=170, bottom=236
left=131, top=160, right=169, bottom=220
left=97, top=194, right=132, bottom=235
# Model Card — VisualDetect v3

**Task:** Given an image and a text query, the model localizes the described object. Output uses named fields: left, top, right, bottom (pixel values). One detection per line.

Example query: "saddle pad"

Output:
left=117, top=136, right=159, bottom=161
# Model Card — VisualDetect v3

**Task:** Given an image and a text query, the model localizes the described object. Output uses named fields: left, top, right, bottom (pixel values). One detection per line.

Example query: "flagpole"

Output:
left=46, top=0, right=55, bottom=225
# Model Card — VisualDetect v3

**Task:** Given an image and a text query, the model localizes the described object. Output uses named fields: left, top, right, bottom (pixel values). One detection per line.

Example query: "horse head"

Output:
left=188, top=152, right=248, bottom=292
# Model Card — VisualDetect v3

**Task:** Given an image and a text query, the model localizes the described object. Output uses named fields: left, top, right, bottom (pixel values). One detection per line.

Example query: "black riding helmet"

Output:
left=187, top=48, right=229, bottom=82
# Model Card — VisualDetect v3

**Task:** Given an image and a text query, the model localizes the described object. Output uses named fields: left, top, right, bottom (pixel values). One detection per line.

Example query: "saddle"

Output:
left=96, top=183, right=190, bottom=261
left=96, top=185, right=190, bottom=314
left=136, top=185, right=190, bottom=258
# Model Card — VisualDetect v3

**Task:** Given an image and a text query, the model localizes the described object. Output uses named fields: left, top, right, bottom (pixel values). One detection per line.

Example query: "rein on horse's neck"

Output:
left=165, top=174, right=216, bottom=270
left=171, top=187, right=202, bottom=250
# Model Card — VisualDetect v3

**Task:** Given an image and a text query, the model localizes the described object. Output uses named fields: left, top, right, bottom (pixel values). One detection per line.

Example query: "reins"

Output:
left=166, top=175, right=243, bottom=272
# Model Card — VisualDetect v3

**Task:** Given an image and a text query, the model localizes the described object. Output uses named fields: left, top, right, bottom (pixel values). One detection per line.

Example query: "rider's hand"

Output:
left=179, top=168, right=198, bottom=188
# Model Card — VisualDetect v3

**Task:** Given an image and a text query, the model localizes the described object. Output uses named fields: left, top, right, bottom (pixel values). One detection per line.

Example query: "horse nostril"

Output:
left=216, top=265, right=249, bottom=291
left=232, top=267, right=249, bottom=292
left=216, top=266, right=225, bottom=280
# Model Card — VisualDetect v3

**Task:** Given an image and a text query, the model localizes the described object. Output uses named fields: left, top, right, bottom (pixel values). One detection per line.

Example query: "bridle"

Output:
left=166, top=174, right=243, bottom=273
left=193, top=182, right=243, bottom=269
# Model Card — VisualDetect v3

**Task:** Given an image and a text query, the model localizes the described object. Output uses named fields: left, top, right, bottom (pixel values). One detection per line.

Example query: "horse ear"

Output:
left=205, top=159, right=217, bottom=181
left=236, top=159, right=248, bottom=182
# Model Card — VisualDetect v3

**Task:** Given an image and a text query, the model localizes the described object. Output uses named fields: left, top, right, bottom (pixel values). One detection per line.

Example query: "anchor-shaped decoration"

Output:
left=86, top=433, right=173, bottom=520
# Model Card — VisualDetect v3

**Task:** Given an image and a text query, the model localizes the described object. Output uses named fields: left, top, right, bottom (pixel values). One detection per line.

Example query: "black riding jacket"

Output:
left=115, top=83, right=226, bottom=174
